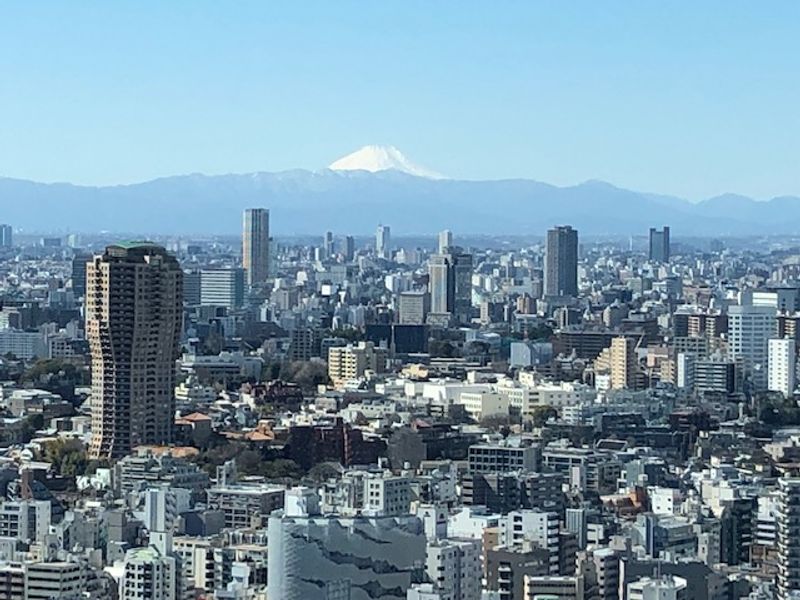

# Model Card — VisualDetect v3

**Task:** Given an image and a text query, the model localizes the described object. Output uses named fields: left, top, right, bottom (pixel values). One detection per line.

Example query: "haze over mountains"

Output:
left=0, top=145, right=797, bottom=236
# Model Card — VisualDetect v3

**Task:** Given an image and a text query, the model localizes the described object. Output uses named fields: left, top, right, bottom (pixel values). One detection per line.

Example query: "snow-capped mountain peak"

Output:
left=328, top=145, right=445, bottom=179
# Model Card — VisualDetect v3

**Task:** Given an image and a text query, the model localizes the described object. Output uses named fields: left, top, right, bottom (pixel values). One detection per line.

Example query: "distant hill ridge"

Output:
left=0, top=168, right=796, bottom=235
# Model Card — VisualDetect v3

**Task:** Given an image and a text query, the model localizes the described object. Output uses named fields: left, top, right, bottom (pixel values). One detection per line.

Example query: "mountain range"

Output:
left=0, top=145, right=798, bottom=236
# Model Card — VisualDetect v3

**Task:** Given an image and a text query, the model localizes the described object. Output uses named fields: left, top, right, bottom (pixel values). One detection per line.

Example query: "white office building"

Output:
left=457, top=391, right=509, bottom=420
left=769, top=337, right=797, bottom=397
left=200, top=268, right=245, bottom=309
left=728, top=304, right=777, bottom=391
left=0, top=500, right=51, bottom=544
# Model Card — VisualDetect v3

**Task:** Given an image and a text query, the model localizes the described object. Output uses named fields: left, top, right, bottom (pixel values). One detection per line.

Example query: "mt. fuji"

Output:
left=1, top=157, right=800, bottom=235
left=328, top=145, right=446, bottom=179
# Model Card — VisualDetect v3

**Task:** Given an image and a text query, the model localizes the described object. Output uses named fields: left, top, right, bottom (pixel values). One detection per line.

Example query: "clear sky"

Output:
left=1, top=1, right=799, bottom=199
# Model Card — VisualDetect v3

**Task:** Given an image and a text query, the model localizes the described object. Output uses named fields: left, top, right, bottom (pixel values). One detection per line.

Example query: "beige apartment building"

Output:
left=87, top=242, right=182, bottom=459
left=327, top=341, right=387, bottom=388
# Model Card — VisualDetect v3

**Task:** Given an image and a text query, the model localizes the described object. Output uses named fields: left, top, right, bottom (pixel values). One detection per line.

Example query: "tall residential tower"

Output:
left=376, top=224, right=391, bottom=259
left=243, top=208, right=270, bottom=287
left=544, top=226, right=578, bottom=297
left=87, top=242, right=183, bottom=459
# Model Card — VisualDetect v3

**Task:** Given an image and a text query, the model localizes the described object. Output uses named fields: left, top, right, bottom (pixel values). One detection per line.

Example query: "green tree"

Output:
left=261, top=459, right=303, bottom=480
left=42, top=438, right=88, bottom=477
left=278, top=361, right=329, bottom=391
left=307, top=462, right=341, bottom=483
left=530, top=405, right=558, bottom=427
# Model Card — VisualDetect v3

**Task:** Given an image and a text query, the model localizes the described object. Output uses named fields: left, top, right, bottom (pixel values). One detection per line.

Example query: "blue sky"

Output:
left=1, top=1, right=799, bottom=199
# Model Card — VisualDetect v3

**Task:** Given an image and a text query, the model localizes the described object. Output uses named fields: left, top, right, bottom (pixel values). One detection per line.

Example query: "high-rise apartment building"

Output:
left=327, top=341, right=387, bottom=389
left=544, top=226, right=578, bottom=297
left=243, top=208, right=270, bottom=287
left=87, top=242, right=182, bottom=459
left=728, top=304, right=777, bottom=391
left=769, top=337, right=797, bottom=398
left=376, top=224, right=391, bottom=259
left=609, top=336, right=637, bottom=390
left=592, top=336, right=641, bottom=390
left=648, top=226, right=670, bottom=263
left=199, top=268, right=245, bottom=310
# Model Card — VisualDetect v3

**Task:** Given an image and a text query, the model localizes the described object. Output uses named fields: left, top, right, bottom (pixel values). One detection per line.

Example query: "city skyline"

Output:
left=4, top=5, right=800, bottom=600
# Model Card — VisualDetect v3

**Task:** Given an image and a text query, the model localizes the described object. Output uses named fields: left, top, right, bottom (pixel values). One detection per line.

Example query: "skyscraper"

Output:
left=344, top=235, right=355, bottom=262
left=429, top=254, right=452, bottom=316
left=243, top=208, right=270, bottom=287
left=649, top=226, right=670, bottom=262
left=0, top=224, right=13, bottom=248
left=452, top=251, right=473, bottom=324
left=376, top=224, right=391, bottom=259
left=428, top=249, right=473, bottom=324
left=438, top=229, right=453, bottom=254
left=87, top=242, right=182, bottom=459
left=544, top=226, right=578, bottom=297
left=324, top=231, right=334, bottom=259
